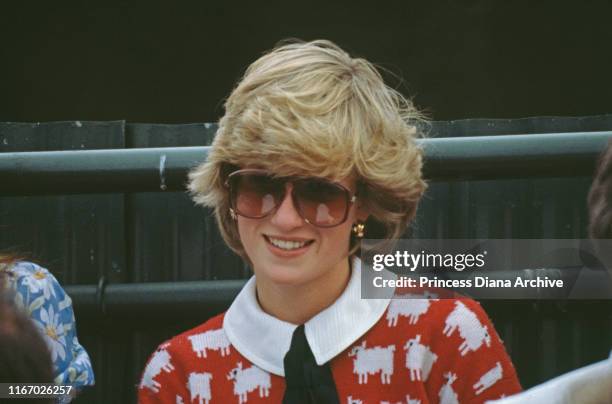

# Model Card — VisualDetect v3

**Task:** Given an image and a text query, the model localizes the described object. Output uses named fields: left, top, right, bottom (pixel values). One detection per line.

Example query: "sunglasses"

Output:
left=225, top=169, right=357, bottom=228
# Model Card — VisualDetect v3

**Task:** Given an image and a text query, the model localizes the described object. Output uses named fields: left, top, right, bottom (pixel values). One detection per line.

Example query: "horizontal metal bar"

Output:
left=1, top=132, right=611, bottom=196
left=422, top=131, right=612, bottom=180
left=65, top=280, right=245, bottom=321
left=63, top=275, right=612, bottom=323
left=0, top=146, right=207, bottom=196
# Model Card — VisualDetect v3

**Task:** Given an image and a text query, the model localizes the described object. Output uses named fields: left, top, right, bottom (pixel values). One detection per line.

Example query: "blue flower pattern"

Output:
left=1, top=261, right=95, bottom=401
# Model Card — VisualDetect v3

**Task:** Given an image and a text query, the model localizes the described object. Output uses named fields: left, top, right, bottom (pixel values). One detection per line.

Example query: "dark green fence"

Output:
left=1, top=116, right=612, bottom=403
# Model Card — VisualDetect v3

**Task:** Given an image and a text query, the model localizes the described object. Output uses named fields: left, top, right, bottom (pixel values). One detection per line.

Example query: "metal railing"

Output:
left=1, top=131, right=611, bottom=196
left=3, top=130, right=612, bottom=318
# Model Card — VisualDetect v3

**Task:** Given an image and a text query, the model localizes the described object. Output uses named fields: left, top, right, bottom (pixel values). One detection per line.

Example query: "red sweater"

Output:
left=139, top=296, right=521, bottom=403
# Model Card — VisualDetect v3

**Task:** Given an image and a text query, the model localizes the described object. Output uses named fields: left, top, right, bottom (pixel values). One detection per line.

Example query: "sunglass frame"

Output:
left=225, top=168, right=357, bottom=228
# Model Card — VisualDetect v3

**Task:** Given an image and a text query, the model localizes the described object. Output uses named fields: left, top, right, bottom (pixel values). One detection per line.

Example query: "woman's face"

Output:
left=236, top=175, right=367, bottom=289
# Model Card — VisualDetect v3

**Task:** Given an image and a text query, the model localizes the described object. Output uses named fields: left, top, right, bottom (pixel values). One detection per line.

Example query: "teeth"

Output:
left=268, top=237, right=309, bottom=250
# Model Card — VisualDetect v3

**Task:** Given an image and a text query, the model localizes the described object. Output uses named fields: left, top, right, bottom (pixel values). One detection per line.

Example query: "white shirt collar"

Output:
left=223, top=257, right=394, bottom=376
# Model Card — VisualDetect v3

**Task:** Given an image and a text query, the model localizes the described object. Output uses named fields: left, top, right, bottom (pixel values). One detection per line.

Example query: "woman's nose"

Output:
left=270, top=183, right=304, bottom=229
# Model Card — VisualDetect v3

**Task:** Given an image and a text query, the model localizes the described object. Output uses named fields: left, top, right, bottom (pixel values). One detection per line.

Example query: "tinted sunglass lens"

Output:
left=294, top=179, right=348, bottom=227
left=232, top=174, right=282, bottom=218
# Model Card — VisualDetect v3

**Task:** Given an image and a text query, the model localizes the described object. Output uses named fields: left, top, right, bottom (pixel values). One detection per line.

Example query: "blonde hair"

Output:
left=189, top=39, right=427, bottom=259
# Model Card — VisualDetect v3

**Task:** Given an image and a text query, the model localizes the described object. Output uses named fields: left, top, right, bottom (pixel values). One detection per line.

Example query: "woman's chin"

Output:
left=255, top=264, right=315, bottom=287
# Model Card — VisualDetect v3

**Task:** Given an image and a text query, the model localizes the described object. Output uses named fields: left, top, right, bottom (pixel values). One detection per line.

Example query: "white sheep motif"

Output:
left=473, top=361, right=503, bottom=395
left=140, top=348, right=175, bottom=393
left=403, top=334, right=438, bottom=382
left=187, top=372, right=213, bottom=404
left=188, top=328, right=231, bottom=358
left=227, top=362, right=271, bottom=404
left=443, top=301, right=491, bottom=355
left=347, top=396, right=363, bottom=404
left=386, top=297, right=436, bottom=327
left=381, top=394, right=421, bottom=404
left=349, top=341, right=395, bottom=384
left=438, top=372, right=459, bottom=404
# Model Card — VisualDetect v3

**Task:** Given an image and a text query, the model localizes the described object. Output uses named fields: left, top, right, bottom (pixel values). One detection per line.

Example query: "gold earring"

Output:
left=352, top=221, right=365, bottom=238
left=229, top=208, right=237, bottom=220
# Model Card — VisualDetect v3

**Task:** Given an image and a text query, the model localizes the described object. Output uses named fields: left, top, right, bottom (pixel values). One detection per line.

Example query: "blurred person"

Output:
left=0, top=255, right=95, bottom=402
left=487, top=141, right=612, bottom=403
left=561, top=137, right=612, bottom=298
left=139, top=39, right=521, bottom=403
left=587, top=139, right=612, bottom=282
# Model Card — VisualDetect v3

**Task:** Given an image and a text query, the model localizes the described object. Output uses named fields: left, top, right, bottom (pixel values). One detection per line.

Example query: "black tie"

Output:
left=282, top=325, right=340, bottom=404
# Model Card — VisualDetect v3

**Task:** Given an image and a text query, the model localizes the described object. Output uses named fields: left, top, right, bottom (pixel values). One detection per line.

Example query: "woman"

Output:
left=139, top=39, right=521, bottom=403
left=0, top=255, right=95, bottom=402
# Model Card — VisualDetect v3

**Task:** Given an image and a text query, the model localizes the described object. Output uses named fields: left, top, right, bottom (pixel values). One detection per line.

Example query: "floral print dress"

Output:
left=1, top=261, right=95, bottom=402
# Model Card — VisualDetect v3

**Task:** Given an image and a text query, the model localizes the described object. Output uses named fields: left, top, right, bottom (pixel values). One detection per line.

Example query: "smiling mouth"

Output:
left=264, top=235, right=315, bottom=251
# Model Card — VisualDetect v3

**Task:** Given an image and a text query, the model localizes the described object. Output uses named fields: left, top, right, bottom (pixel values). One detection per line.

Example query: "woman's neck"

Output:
left=255, top=258, right=352, bottom=325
